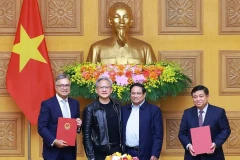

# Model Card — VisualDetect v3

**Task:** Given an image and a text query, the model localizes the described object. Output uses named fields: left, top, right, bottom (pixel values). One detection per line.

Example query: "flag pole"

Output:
left=28, top=122, right=31, bottom=160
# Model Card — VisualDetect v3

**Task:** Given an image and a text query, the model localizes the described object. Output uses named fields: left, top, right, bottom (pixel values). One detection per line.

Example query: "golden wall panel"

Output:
left=0, top=112, right=24, bottom=156
left=159, top=0, right=203, bottom=34
left=49, top=51, right=84, bottom=77
left=223, top=111, right=240, bottom=155
left=219, top=0, right=240, bottom=34
left=0, top=53, right=10, bottom=96
left=219, top=50, right=240, bottom=95
left=40, top=0, right=83, bottom=35
left=162, top=112, right=184, bottom=156
left=158, top=50, right=203, bottom=93
left=98, top=0, right=143, bottom=35
left=0, top=0, right=21, bottom=35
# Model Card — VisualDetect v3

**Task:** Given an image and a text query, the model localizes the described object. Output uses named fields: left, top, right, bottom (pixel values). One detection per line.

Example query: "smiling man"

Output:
left=38, top=73, right=82, bottom=160
left=86, top=2, right=156, bottom=65
left=82, top=76, right=122, bottom=160
left=178, top=85, right=231, bottom=160
left=122, top=83, right=163, bottom=160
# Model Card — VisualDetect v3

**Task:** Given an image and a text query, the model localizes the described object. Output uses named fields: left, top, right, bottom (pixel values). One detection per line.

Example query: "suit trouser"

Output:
left=95, top=146, right=121, bottom=160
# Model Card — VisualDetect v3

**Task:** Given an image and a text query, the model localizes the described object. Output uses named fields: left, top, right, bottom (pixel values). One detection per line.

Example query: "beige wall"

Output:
left=0, top=0, right=240, bottom=159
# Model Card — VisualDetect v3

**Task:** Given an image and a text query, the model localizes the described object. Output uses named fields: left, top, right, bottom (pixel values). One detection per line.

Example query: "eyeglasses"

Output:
left=56, top=84, right=71, bottom=88
left=131, top=92, right=143, bottom=96
left=97, top=86, right=111, bottom=90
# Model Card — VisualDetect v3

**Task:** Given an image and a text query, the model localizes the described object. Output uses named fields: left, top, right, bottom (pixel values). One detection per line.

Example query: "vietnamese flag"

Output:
left=6, top=0, right=55, bottom=124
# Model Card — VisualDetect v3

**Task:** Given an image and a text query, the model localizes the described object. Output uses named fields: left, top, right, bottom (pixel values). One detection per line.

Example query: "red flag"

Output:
left=6, top=0, right=55, bottom=124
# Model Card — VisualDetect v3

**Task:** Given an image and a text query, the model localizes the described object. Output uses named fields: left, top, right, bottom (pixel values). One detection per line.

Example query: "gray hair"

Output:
left=55, top=73, right=71, bottom=84
left=95, top=76, right=113, bottom=87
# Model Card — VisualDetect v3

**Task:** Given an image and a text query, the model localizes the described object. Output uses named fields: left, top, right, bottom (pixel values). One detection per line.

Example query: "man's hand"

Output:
left=188, top=144, right=196, bottom=156
left=207, top=143, right=216, bottom=154
left=76, top=118, right=82, bottom=126
left=150, top=156, right=158, bottom=160
left=54, top=139, right=68, bottom=148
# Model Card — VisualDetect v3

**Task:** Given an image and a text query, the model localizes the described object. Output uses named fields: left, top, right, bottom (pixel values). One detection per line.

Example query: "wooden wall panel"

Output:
left=219, top=0, right=240, bottom=34
left=0, top=0, right=21, bottom=35
left=0, top=53, right=10, bottom=96
left=0, top=112, right=24, bottom=156
left=158, top=50, right=203, bottom=93
left=40, top=0, right=83, bottom=35
left=159, top=0, right=203, bottom=34
left=219, top=50, right=240, bottom=95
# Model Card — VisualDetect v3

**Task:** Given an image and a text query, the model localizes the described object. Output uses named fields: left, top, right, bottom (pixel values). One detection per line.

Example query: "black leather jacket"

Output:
left=82, top=99, right=122, bottom=159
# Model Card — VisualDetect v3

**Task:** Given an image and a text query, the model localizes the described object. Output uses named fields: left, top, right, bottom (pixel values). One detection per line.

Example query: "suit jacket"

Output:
left=122, top=101, right=163, bottom=160
left=178, top=104, right=231, bottom=160
left=38, top=95, right=80, bottom=160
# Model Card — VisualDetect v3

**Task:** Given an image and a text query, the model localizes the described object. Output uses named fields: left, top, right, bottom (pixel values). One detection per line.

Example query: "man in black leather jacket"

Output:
left=82, top=76, right=122, bottom=160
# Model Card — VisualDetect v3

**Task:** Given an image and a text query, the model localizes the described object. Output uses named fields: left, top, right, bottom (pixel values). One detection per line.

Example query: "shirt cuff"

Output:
left=186, top=143, right=191, bottom=150
left=51, top=139, right=57, bottom=147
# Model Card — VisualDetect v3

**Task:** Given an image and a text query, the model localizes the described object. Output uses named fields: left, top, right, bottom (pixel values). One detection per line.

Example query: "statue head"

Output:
left=108, top=2, right=133, bottom=47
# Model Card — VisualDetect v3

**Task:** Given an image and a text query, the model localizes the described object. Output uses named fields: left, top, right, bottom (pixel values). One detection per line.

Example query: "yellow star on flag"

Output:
left=12, top=25, right=47, bottom=72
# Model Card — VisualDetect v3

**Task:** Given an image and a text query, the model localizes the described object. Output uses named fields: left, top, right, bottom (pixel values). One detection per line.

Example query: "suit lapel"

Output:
left=52, top=96, right=63, bottom=117
left=192, top=106, right=199, bottom=127
left=203, top=104, right=213, bottom=126
left=68, top=98, right=74, bottom=118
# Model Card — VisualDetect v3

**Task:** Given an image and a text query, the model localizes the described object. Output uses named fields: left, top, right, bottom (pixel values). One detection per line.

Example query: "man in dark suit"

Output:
left=122, top=83, right=163, bottom=160
left=178, top=85, right=231, bottom=160
left=38, top=73, right=82, bottom=160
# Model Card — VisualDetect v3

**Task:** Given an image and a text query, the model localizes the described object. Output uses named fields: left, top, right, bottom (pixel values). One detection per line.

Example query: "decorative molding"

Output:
left=40, top=0, right=83, bottom=35
left=162, top=112, right=184, bottom=156
left=0, top=112, right=24, bottom=156
left=0, top=0, right=21, bottom=35
left=159, top=0, right=203, bottom=35
left=0, top=53, right=11, bottom=96
left=224, top=111, right=240, bottom=155
left=49, top=51, right=84, bottom=77
left=98, top=0, right=143, bottom=35
left=219, top=0, right=240, bottom=34
left=219, top=50, right=240, bottom=95
left=158, top=50, right=203, bottom=94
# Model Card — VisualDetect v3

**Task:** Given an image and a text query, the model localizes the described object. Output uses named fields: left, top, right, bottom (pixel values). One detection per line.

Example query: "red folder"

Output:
left=56, top=117, right=77, bottom=146
left=190, top=125, right=212, bottom=155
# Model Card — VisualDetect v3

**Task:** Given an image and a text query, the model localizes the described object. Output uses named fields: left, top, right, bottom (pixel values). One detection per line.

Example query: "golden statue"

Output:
left=87, top=2, right=156, bottom=64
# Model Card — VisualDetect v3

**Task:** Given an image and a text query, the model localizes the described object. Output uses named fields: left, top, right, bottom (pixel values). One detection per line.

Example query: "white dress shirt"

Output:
left=56, top=94, right=71, bottom=118
left=125, top=100, right=145, bottom=147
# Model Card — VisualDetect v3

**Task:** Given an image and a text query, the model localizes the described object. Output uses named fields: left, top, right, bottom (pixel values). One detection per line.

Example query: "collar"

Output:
left=197, top=104, right=208, bottom=113
left=56, top=94, right=68, bottom=102
left=131, top=100, right=145, bottom=108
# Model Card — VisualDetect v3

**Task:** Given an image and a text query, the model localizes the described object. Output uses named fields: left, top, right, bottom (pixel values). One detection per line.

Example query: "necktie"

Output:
left=61, top=100, right=70, bottom=118
left=198, top=110, right=204, bottom=127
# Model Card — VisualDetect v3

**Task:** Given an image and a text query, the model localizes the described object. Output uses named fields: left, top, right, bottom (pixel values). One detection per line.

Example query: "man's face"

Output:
left=130, top=86, right=146, bottom=106
left=109, top=6, right=133, bottom=46
left=192, top=90, right=209, bottom=110
left=55, top=78, right=71, bottom=99
left=95, top=80, right=113, bottom=100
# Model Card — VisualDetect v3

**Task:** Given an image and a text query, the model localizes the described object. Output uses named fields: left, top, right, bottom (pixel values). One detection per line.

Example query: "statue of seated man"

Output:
left=86, top=2, right=156, bottom=64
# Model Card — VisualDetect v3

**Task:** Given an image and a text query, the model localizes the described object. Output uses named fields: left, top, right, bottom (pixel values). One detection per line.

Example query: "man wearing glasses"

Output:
left=82, top=76, right=122, bottom=160
left=38, top=73, right=82, bottom=160
left=122, top=83, right=163, bottom=160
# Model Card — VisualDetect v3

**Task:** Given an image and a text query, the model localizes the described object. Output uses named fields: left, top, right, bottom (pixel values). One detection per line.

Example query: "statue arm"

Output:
left=86, top=45, right=98, bottom=63
left=146, top=45, right=157, bottom=64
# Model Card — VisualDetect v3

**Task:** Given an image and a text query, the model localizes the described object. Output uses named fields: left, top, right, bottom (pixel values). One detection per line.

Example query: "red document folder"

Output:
left=190, top=125, right=212, bottom=155
left=56, top=117, right=77, bottom=146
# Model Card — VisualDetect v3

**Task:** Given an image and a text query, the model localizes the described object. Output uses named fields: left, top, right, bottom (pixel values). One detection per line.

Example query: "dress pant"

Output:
left=95, top=146, right=122, bottom=160
left=125, top=146, right=139, bottom=158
